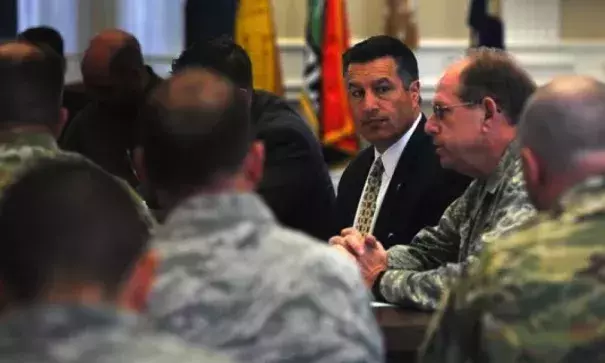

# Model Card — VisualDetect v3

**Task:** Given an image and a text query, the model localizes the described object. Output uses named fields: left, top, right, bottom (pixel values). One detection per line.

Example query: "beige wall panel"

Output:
left=273, top=0, right=470, bottom=40
left=416, top=0, right=469, bottom=39
left=561, top=0, right=605, bottom=39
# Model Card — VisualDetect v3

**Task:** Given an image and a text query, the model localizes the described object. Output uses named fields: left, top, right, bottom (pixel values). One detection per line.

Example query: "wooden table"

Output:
left=372, top=302, right=433, bottom=361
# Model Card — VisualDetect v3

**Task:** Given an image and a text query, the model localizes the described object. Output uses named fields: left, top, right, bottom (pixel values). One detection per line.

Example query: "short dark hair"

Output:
left=17, top=26, right=64, bottom=57
left=458, top=47, right=537, bottom=125
left=0, top=42, right=64, bottom=126
left=342, top=35, right=419, bottom=88
left=142, top=68, right=252, bottom=191
left=171, top=36, right=253, bottom=89
left=0, top=157, right=150, bottom=304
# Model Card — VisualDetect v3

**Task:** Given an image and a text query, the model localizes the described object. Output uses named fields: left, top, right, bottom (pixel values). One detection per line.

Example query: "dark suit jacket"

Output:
left=63, top=82, right=91, bottom=124
left=252, top=90, right=336, bottom=241
left=59, top=66, right=162, bottom=187
left=335, top=115, right=471, bottom=249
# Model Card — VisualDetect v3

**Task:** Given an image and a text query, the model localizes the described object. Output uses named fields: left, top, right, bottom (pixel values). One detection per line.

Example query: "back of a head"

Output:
left=17, top=26, right=65, bottom=58
left=342, top=35, right=419, bottom=87
left=81, top=29, right=146, bottom=94
left=458, top=47, right=536, bottom=124
left=519, top=76, right=605, bottom=175
left=143, top=68, right=252, bottom=192
left=171, top=36, right=253, bottom=90
left=0, top=157, right=149, bottom=305
left=0, top=42, right=64, bottom=126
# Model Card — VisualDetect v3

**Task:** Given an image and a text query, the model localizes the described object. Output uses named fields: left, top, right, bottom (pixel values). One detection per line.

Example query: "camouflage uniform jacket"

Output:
left=419, top=174, right=605, bottom=363
left=373, top=141, right=535, bottom=310
left=149, top=193, right=384, bottom=363
left=0, top=130, right=154, bottom=227
left=0, top=304, right=232, bottom=363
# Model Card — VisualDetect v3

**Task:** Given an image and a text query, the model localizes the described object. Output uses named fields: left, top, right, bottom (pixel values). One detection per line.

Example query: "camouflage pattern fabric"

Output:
left=375, top=141, right=535, bottom=309
left=0, top=130, right=154, bottom=228
left=419, top=174, right=605, bottom=363
left=149, top=193, right=384, bottom=363
left=0, top=304, right=232, bottom=363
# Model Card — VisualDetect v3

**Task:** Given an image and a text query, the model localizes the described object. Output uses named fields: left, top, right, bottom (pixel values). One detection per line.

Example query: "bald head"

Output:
left=0, top=41, right=64, bottom=126
left=142, top=68, right=252, bottom=190
left=520, top=75, right=605, bottom=174
left=81, top=29, right=146, bottom=105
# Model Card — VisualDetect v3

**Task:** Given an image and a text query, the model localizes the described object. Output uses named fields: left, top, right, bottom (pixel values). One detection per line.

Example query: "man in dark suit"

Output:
left=59, top=29, right=162, bottom=188
left=142, top=36, right=336, bottom=240
left=334, top=36, right=470, bottom=250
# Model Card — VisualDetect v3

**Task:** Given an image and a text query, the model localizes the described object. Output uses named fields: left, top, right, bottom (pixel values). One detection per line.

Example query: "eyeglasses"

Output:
left=432, top=102, right=476, bottom=120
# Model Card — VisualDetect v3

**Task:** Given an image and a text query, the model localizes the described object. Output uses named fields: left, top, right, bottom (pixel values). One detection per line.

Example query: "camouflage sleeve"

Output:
left=417, top=284, right=487, bottom=362
left=372, top=191, right=468, bottom=309
left=376, top=185, right=535, bottom=310
left=308, top=249, right=385, bottom=362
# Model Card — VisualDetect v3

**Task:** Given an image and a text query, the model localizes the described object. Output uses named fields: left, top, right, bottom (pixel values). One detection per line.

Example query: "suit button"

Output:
left=387, top=233, right=395, bottom=239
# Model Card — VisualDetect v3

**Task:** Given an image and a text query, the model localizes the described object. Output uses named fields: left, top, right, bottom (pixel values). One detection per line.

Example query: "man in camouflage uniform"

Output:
left=141, top=68, right=384, bottom=362
left=0, top=158, right=229, bottom=363
left=0, top=41, right=153, bottom=226
left=330, top=47, right=537, bottom=310
left=419, top=76, right=605, bottom=362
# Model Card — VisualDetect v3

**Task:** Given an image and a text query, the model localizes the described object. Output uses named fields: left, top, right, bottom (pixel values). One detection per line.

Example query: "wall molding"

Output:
left=65, top=38, right=605, bottom=103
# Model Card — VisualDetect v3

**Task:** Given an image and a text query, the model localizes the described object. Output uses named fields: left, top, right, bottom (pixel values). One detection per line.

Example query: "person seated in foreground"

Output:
left=138, top=67, right=383, bottom=362
left=419, top=76, right=605, bottom=362
left=0, top=158, right=230, bottom=363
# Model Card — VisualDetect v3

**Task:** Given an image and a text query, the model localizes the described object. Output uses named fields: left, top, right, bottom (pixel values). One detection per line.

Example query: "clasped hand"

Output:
left=328, top=228, right=388, bottom=287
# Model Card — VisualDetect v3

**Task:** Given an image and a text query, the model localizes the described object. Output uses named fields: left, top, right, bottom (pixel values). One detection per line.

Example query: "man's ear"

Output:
left=118, top=249, right=157, bottom=313
left=521, top=146, right=544, bottom=188
left=55, top=107, right=69, bottom=139
left=481, top=96, right=499, bottom=132
left=408, top=80, right=421, bottom=105
left=243, top=141, right=265, bottom=188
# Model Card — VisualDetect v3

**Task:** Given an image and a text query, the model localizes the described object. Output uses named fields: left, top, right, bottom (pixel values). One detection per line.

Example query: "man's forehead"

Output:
left=346, top=57, right=399, bottom=82
left=434, top=61, right=467, bottom=103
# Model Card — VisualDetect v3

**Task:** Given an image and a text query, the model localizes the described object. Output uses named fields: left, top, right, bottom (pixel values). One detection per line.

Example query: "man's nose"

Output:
left=361, top=92, right=380, bottom=112
left=425, top=114, right=439, bottom=135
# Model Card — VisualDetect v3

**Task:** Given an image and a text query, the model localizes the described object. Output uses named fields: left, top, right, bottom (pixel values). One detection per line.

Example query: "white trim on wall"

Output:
left=65, top=37, right=605, bottom=103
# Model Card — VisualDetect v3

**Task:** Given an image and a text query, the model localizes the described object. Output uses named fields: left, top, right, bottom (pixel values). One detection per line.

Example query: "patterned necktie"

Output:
left=356, top=158, right=385, bottom=235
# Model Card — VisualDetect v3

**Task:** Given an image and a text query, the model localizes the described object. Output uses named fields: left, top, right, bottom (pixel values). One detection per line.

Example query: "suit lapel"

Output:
left=373, top=115, right=430, bottom=237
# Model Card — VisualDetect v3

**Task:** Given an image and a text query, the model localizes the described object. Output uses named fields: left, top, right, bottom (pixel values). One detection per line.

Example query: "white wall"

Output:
left=17, top=0, right=605, bottom=104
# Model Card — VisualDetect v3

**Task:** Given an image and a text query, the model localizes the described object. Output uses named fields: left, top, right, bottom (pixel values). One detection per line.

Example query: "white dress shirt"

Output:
left=353, top=113, right=422, bottom=234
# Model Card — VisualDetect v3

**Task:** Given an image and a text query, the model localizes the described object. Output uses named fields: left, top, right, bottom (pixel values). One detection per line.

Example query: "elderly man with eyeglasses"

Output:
left=330, top=47, right=538, bottom=310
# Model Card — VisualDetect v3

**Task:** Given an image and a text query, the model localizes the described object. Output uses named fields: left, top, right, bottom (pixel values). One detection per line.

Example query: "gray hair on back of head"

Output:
left=519, top=75, right=605, bottom=174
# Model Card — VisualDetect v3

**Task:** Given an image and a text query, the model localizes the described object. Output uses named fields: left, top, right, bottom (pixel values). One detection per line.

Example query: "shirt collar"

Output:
left=485, top=139, right=521, bottom=194
left=0, top=130, right=58, bottom=151
left=555, top=174, right=605, bottom=217
left=164, top=192, right=275, bottom=228
left=0, top=303, right=143, bottom=344
left=373, top=113, right=422, bottom=178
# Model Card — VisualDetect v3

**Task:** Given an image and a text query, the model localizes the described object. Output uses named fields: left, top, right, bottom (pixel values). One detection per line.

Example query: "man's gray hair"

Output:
left=519, top=76, right=605, bottom=174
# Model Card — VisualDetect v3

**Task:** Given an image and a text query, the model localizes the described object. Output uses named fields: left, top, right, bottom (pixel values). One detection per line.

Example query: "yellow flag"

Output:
left=235, top=0, right=284, bottom=95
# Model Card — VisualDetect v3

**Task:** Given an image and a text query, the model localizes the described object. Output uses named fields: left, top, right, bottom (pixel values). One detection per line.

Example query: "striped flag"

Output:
left=384, top=0, right=419, bottom=50
left=300, top=0, right=358, bottom=165
left=235, top=0, right=284, bottom=95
